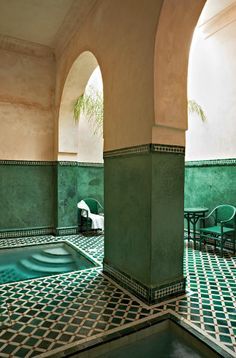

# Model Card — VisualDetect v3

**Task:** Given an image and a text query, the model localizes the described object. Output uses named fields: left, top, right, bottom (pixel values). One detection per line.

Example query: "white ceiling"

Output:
left=0, top=0, right=74, bottom=47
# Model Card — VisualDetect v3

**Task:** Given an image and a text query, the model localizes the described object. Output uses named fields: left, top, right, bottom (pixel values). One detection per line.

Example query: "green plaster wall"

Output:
left=56, top=164, right=78, bottom=229
left=104, top=154, right=152, bottom=285
left=184, top=162, right=236, bottom=212
left=77, top=165, right=104, bottom=206
left=104, top=152, right=184, bottom=288
left=56, top=164, right=104, bottom=229
left=151, top=153, right=184, bottom=286
left=0, top=163, right=55, bottom=230
left=0, top=162, right=104, bottom=233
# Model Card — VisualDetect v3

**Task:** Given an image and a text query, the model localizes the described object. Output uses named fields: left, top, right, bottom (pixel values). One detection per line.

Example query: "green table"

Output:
left=184, top=208, right=209, bottom=249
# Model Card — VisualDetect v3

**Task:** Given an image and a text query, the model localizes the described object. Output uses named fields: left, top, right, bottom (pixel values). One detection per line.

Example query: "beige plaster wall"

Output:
left=187, top=2, right=236, bottom=160
left=55, top=0, right=164, bottom=152
left=0, top=40, right=55, bottom=160
left=154, top=0, right=206, bottom=147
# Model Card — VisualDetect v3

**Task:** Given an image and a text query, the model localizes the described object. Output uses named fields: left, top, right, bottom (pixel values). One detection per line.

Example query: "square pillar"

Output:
left=103, top=144, right=185, bottom=304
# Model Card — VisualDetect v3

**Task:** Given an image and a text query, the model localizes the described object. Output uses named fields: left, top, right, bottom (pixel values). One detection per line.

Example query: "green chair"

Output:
left=199, top=204, right=236, bottom=256
left=78, top=198, right=104, bottom=233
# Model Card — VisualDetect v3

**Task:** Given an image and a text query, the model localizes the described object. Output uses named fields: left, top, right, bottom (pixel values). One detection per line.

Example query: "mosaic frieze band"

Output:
left=0, top=160, right=55, bottom=166
left=0, top=227, right=54, bottom=239
left=104, top=143, right=185, bottom=158
left=55, top=226, right=78, bottom=236
left=0, top=226, right=81, bottom=239
left=0, top=160, right=103, bottom=167
left=1, top=157, right=234, bottom=167
left=185, top=158, right=236, bottom=167
left=103, top=262, right=186, bottom=304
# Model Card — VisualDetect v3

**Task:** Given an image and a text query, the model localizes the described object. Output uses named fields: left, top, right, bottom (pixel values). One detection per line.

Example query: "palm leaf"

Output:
left=73, top=86, right=103, bottom=135
left=188, top=100, right=206, bottom=121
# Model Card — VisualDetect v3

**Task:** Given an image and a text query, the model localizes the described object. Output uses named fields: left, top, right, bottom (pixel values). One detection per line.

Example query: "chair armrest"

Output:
left=203, top=207, right=217, bottom=220
left=98, top=202, right=104, bottom=210
left=220, top=212, right=236, bottom=223
left=97, top=203, right=104, bottom=214
left=199, top=207, right=217, bottom=225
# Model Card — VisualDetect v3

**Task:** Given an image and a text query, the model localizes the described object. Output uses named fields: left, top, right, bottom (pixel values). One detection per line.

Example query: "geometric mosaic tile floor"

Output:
left=0, top=234, right=235, bottom=357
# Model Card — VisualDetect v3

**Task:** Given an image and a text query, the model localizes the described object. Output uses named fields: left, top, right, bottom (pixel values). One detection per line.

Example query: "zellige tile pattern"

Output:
left=0, top=234, right=235, bottom=357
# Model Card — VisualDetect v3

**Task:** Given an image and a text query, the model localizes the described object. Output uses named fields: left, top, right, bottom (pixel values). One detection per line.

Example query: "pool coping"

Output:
left=40, top=310, right=234, bottom=358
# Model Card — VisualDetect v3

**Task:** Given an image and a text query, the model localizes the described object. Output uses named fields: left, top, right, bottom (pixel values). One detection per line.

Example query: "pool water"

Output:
left=81, top=319, right=220, bottom=358
left=0, top=243, right=96, bottom=284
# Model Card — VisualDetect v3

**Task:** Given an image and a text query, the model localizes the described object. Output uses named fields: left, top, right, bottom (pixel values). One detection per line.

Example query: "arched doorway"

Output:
left=56, top=51, right=104, bottom=235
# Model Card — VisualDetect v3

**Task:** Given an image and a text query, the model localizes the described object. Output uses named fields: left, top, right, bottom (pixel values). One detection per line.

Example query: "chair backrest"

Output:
left=213, top=205, right=236, bottom=226
left=83, top=198, right=102, bottom=214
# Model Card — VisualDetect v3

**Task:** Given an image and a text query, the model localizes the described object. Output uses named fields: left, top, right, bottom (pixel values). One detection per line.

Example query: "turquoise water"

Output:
left=0, top=243, right=95, bottom=284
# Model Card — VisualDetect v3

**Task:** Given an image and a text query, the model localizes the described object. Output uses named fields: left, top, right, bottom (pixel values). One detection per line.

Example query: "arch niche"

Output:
left=58, top=51, right=101, bottom=161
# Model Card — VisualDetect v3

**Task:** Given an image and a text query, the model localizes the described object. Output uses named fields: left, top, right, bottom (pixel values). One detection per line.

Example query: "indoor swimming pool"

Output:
left=0, top=242, right=96, bottom=284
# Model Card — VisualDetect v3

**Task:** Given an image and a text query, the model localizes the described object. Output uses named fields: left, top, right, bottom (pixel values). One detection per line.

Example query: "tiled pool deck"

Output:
left=0, top=234, right=235, bottom=357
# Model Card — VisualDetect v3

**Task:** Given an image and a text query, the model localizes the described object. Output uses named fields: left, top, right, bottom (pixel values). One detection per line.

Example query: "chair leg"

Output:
left=220, top=238, right=223, bottom=257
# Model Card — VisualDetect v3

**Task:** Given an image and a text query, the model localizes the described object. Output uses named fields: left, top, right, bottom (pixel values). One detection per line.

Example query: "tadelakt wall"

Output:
left=0, top=39, right=55, bottom=161
left=185, top=1, right=236, bottom=213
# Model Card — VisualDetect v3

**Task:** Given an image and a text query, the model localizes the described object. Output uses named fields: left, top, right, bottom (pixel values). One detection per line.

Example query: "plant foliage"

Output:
left=73, top=92, right=205, bottom=136
left=188, top=100, right=206, bottom=122
left=73, top=86, right=103, bottom=135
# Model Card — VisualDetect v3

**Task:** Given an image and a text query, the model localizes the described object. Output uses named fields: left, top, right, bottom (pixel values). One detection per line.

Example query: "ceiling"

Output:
left=0, top=0, right=74, bottom=47
left=0, top=0, right=236, bottom=50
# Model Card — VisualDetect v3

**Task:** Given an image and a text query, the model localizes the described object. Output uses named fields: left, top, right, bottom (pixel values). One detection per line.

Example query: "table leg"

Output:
left=193, top=215, right=196, bottom=249
left=187, top=214, right=191, bottom=241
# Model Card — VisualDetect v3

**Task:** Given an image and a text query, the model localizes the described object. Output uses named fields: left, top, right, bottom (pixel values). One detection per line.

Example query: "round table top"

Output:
left=184, top=207, right=209, bottom=213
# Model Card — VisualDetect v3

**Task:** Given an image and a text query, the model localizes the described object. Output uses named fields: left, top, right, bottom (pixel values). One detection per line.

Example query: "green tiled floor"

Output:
left=0, top=235, right=235, bottom=357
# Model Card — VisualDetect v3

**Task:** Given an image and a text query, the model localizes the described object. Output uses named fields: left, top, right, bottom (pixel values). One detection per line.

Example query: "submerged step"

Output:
left=42, top=247, right=72, bottom=257
left=19, top=259, right=74, bottom=274
left=31, top=253, right=74, bottom=265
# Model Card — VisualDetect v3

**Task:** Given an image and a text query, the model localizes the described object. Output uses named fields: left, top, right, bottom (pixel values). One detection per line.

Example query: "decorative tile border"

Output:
left=154, top=279, right=186, bottom=301
left=57, top=161, right=78, bottom=166
left=185, top=158, right=236, bottom=167
left=151, top=144, right=185, bottom=155
left=104, top=144, right=150, bottom=158
left=55, top=226, right=78, bottom=236
left=78, top=162, right=104, bottom=167
left=0, top=227, right=54, bottom=239
left=103, top=261, right=186, bottom=304
left=104, top=144, right=185, bottom=158
left=0, top=160, right=55, bottom=166
left=0, top=160, right=104, bottom=167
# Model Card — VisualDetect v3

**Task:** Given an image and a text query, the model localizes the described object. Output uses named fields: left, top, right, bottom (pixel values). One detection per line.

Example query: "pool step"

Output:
left=31, top=253, right=74, bottom=265
left=19, top=259, right=74, bottom=274
left=42, top=247, right=72, bottom=257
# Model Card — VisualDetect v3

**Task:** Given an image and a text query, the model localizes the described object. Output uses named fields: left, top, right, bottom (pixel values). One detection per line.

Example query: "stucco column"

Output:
left=103, top=142, right=185, bottom=304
